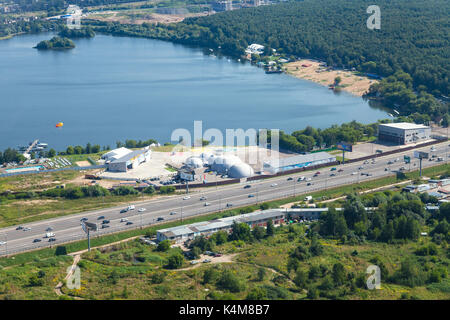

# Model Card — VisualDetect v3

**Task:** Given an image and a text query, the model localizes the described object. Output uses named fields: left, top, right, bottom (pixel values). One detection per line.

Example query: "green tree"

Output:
left=266, top=220, right=275, bottom=236
left=166, top=252, right=184, bottom=269
left=157, top=240, right=171, bottom=252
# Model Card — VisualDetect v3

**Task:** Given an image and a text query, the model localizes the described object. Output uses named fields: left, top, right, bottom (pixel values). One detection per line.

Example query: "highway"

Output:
left=0, top=141, right=448, bottom=256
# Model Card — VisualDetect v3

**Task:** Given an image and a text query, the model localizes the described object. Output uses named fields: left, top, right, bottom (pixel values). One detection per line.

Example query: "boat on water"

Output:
left=265, top=69, right=283, bottom=74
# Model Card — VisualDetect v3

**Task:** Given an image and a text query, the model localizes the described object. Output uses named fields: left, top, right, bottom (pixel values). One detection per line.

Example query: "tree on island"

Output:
left=34, top=37, right=75, bottom=50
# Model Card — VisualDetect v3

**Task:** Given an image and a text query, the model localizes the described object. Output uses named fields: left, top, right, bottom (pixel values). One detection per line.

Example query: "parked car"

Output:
left=0, top=241, right=6, bottom=245
left=244, top=185, right=251, bottom=189
left=330, top=167, right=337, bottom=171
left=157, top=217, right=164, bottom=221
left=205, top=251, right=213, bottom=256
left=138, top=208, right=146, bottom=212
left=203, top=259, right=211, bottom=263
left=190, top=260, right=199, bottom=265
left=214, top=253, right=222, bottom=257
left=338, top=169, right=344, bottom=172
left=385, top=167, right=389, bottom=171
left=330, top=173, right=336, bottom=177
left=102, top=220, right=110, bottom=224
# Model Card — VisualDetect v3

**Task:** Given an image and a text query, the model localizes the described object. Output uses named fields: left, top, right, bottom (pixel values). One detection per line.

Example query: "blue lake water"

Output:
left=0, top=33, right=389, bottom=150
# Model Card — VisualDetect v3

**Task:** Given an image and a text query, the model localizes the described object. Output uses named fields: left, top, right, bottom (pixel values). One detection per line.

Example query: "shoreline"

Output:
left=284, top=59, right=378, bottom=97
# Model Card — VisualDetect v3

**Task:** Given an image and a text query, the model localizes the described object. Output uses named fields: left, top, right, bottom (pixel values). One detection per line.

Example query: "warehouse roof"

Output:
left=379, top=122, right=429, bottom=130
left=111, top=149, right=148, bottom=164
left=264, top=152, right=335, bottom=168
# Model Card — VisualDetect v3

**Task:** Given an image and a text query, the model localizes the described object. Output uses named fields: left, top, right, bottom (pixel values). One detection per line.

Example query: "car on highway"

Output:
left=48, top=238, right=56, bottom=242
left=102, top=220, right=110, bottom=224
left=313, top=173, right=319, bottom=177
left=367, top=173, right=373, bottom=176
left=306, top=182, right=313, bottom=186
left=46, top=227, right=53, bottom=232
left=23, top=227, right=31, bottom=231
left=33, top=239, right=41, bottom=243
left=101, top=224, right=110, bottom=229
left=385, top=167, right=389, bottom=171
left=204, top=202, right=211, bottom=206
left=120, top=218, right=129, bottom=222
left=16, top=226, right=23, bottom=230
left=271, top=183, right=278, bottom=187
left=97, top=216, right=105, bottom=220
left=126, top=221, right=134, bottom=225
left=338, top=169, right=344, bottom=172
left=0, top=241, right=6, bottom=245
left=138, top=208, right=146, bottom=212
left=244, top=185, right=251, bottom=189
left=358, top=166, right=364, bottom=170
left=287, top=177, right=293, bottom=181
left=127, top=205, right=135, bottom=210
left=431, top=146, right=436, bottom=152
left=170, top=211, right=177, bottom=215
left=80, top=217, right=88, bottom=222
left=351, top=172, right=357, bottom=175
left=330, top=173, right=336, bottom=177
left=183, top=196, right=191, bottom=200
left=330, top=167, right=337, bottom=171
left=305, top=177, right=312, bottom=181
left=399, top=167, right=406, bottom=171
left=297, top=177, right=305, bottom=182
left=387, top=160, right=394, bottom=165
left=157, top=217, right=164, bottom=221
left=200, top=196, right=207, bottom=201
left=248, top=194, right=255, bottom=198
left=226, top=203, right=233, bottom=208
left=364, top=160, right=369, bottom=164
left=120, top=209, right=128, bottom=213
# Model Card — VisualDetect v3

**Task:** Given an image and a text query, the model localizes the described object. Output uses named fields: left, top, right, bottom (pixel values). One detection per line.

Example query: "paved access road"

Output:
left=0, top=142, right=448, bottom=256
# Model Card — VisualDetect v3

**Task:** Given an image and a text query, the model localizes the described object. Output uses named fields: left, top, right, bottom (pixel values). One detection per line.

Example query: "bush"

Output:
left=159, top=186, right=176, bottom=194
left=151, top=272, right=166, bottom=284
left=217, top=269, right=244, bottom=293
left=166, top=252, right=184, bottom=269
left=246, top=287, right=267, bottom=300
left=156, top=240, right=171, bottom=252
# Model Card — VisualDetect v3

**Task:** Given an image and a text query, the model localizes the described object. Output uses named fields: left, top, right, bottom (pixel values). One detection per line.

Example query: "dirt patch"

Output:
left=87, top=10, right=211, bottom=25
left=4, top=199, right=58, bottom=206
left=75, top=161, right=91, bottom=167
left=285, top=59, right=378, bottom=96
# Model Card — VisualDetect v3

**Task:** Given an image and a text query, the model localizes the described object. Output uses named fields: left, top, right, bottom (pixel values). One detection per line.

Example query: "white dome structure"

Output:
left=211, top=155, right=242, bottom=174
left=228, top=163, right=254, bottom=178
left=185, top=156, right=203, bottom=168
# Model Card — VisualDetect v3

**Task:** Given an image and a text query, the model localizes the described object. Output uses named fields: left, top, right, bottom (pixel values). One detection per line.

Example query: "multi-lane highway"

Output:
left=0, top=141, right=448, bottom=256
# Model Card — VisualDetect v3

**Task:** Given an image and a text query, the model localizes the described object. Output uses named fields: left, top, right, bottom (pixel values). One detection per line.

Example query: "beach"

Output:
left=285, top=59, right=378, bottom=96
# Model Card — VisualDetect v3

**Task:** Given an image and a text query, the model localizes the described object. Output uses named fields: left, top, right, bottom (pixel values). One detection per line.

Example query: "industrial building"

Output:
left=263, top=152, right=336, bottom=174
left=378, top=122, right=431, bottom=145
left=107, top=148, right=151, bottom=172
left=157, top=209, right=285, bottom=242
left=101, top=147, right=132, bottom=162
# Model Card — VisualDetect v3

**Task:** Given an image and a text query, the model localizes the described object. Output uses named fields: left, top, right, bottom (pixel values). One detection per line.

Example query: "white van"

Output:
left=45, top=232, right=55, bottom=238
left=128, top=205, right=135, bottom=211
left=304, top=195, right=313, bottom=201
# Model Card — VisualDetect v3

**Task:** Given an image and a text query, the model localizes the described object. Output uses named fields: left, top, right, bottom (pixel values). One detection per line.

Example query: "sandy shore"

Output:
left=284, top=59, right=378, bottom=96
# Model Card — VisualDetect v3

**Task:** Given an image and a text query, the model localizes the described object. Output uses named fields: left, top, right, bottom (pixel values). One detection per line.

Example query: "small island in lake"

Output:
left=34, top=36, right=75, bottom=50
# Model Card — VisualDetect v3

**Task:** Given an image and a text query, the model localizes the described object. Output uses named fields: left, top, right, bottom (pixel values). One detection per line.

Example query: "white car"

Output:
left=127, top=205, right=135, bottom=210
left=23, top=227, right=31, bottom=231
left=204, top=202, right=211, bottom=206
left=0, top=241, right=6, bottom=246
left=200, top=196, right=207, bottom=201
left=183, top=196, right=191, bottom=200
left=271, top=183, right=278, bottom=187
left=120, top=218, right=129, bottom=222
left=351, top=172, right=357, bottom=175
left=138, top=208, right=146, bottom=212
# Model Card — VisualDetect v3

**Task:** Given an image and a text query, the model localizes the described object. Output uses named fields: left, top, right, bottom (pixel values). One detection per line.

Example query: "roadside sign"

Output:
left=414, top=151, right=429, bottom=159
left=336, top=142, right=353, bottom=152
left=404, top=155, right=411, bottom=164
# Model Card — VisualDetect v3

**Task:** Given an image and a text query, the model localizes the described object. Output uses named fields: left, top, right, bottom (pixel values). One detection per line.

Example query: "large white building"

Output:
left=107, top=148, right=151, bottom=172
left=378, top=122, right=431, bottom=145
left=263, top=152, right=336, bottom=174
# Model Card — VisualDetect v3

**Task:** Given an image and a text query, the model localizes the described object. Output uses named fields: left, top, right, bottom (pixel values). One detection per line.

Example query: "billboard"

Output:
left=414, top=151, right=428, bottom=159
left=336, top=142, right=353, bottom=152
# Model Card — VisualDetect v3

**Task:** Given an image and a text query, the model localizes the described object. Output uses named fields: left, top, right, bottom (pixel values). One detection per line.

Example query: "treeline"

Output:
left=8, top=0, right=145, bottom=13
left=59, top=143, right=103, bottom=156
left=0, top=148, right=26, bottom=164
left=116, top=138, right=157, bottom=149
left=58, top=26, right=95, bottom=38
left=0, top=18, right=58, bottom=38
left=315, top=191, right=450, bottom=244
left=34, top=36, right=75, bottom=50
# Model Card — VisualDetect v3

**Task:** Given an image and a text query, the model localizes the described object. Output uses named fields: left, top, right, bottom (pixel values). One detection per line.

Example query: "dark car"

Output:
left=244, top=185, right=251, bottom=189
left=248, top=194, right=255, bottom=198
left=126, top=221, right=134, bottom=225
left=307, top=182, right=312, bottom=186
left=16, top=226, right=24, bottom=230
left=102, top=220, right=110, bottom=224
left=80, top=217, right=88, bottom=222
left=157, top=217, right=164, bottom=221
left=226, top=203, right=233, bottom=207
left=33, top=239, right=41, bottom=243
left=46, top=227, right=53, bottom=232
left=101, top=224, right=110, bottom=229
left=120, top=209, right=128, bottom=213
left=48, top=238, right=56, bottom=242
left=287, top=177, right=293, bottom=181
left=97, top=216, right=105, bottom=220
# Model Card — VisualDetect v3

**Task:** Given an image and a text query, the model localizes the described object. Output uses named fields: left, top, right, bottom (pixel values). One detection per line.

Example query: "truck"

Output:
left=45, top=232, right=55, bottom=238
left=304, top=195, right=313, bottom=201
left=127, top=205, right=135, bottom=211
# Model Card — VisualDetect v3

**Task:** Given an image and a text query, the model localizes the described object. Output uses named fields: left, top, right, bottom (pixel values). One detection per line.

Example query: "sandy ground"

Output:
left=75, top=161, right=91, bottom=167
left=285, top=60, right=377, bottom=96
left=86, top=10, right=211, bottom=25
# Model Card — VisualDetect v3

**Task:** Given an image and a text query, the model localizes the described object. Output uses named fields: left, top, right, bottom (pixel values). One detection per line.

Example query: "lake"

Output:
left=0, top=33, right=388, bottom=151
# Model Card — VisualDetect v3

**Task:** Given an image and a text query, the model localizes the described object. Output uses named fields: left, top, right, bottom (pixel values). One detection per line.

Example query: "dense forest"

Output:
left=58, top=25, right=95, bottom=38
